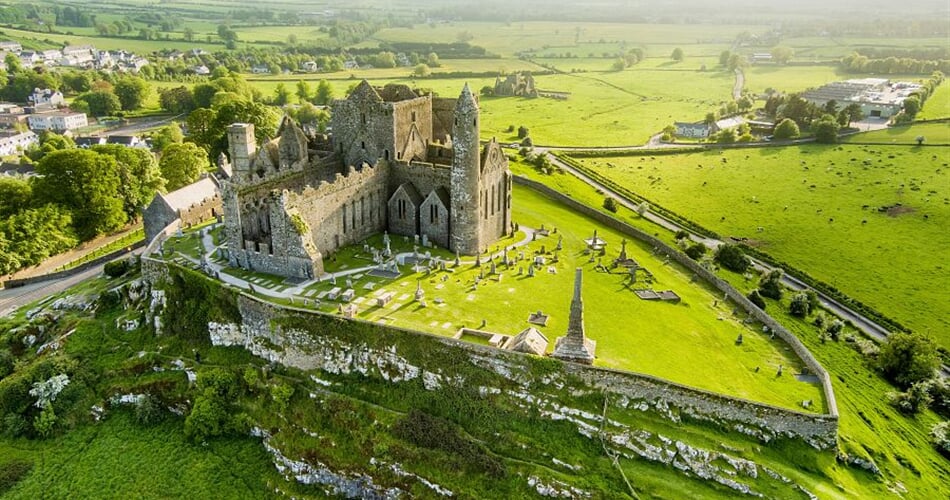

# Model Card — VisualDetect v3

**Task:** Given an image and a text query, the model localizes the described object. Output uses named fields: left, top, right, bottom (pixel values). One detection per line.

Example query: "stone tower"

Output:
left=450, top=83, right=481, bottom=255
left=228, top=123, right=256, bottom=184
left=552, top=268, right=597, bottom=364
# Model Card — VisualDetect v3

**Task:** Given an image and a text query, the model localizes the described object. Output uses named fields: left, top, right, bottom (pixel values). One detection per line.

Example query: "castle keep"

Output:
left=221, top=81, right=512, bottom=279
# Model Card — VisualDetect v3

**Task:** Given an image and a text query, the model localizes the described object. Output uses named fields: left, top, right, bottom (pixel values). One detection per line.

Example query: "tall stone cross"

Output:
left=552, top=268, right=596, bottom=364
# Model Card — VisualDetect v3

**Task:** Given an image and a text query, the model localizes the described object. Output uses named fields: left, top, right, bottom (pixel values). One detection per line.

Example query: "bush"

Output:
left=889, top=382, right=932, bottom=415
left=393, top=410, right=506, bottom=478
left=103, top=259, right=131, bottom=277
left=878, top=332, right=940, bottom=389
left=184, top=392, right=229, bottom=442
left=789, top=292, right=810, bottom=317
left=773, top=118, right=800, bottom=140
left=758, top=269, right=784, bottom=300
left=1, top=413, right=29, bottom=438
left=674, top=229, right=689, bottom=240
left=932, top=421, right=950, bottom=457
left=520, top=136, right=533, bottom=147
left=602, top=196, right=618, bottom=213
left=0, top=459, right=33, bottom=494
left=826, top=319, right=844, bottom=341
left=747, top=290, right=766, bottom=309
left=134, top=393, right=166, bottom=426
left=714, top=244, right=750, bottom=273
left=685, top=243, right=706, bottom=260
left=928, top=377, right=950, bottom=418
left=196, top=368, right=239, bottom=400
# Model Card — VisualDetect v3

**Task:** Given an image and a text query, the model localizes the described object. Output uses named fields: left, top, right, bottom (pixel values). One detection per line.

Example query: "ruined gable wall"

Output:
left=430, top=97, right=456, bottom=142
left=387, top=161, right=452, bottom=202
left=391, top=96, right=433, bottom=160
left=476, top=144, right=512, bottom=248
left=331, top=100, right=396, bottom=168
left=287, top=163, right=390, bottom=256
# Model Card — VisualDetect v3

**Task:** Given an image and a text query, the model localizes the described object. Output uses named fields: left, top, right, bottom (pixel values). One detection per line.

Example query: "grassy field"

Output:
left=782, top=36, right=950, bottom=60
left=188, top=182, right=824, bottom=411
left=841, top=121, right=950, bottom=145
left=919, top=81, right=950, bottom=120
left=570, top=144, right=950, bottom=349
left=1, top=413, right=282, bottom=499
left=372, top=22, right=766, bottom=58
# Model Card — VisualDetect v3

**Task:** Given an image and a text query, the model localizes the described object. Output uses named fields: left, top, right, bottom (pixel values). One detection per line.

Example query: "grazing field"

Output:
left=372, top=22, right=766, bottom=57
left=918, top=81, right=950, bottom=120
left=841, top=121, right=950, bottom=145
left=782, top=36, right=950, bottom=60
left=0, top=26, right=224, bottom=53
left=571, top=145, right=950, bottom=348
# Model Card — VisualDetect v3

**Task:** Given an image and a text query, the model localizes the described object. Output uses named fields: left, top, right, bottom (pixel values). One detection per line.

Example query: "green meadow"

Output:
left=570, top=143, right=950, bottom=348
left=841, top=121, right=950, bottom=144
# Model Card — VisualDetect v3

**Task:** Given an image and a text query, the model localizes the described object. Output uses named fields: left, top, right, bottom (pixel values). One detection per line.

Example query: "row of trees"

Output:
left=841, top=53, right=950, bottom=75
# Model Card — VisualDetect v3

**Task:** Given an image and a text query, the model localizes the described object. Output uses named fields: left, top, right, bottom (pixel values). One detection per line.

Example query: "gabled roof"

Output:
left=422, top=187, right=450, bottom=209
left=348, top=80, right=382, bottom=103
left=157, top=177, right=219, bottom=212
left=389, top=182, right=423, bottom=207
left=506, top=327, right=549, bottom=356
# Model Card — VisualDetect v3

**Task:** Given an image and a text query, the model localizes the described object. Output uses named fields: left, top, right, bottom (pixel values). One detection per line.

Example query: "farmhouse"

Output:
left=221, top=81, right=513, bottom=279
left=674, top=122, right=710, bottom=138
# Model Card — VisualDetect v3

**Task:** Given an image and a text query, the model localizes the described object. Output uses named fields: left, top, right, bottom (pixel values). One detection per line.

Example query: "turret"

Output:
left=450, top=83, right=481, bottom=254
left=228, top=123, right=256, bottom=183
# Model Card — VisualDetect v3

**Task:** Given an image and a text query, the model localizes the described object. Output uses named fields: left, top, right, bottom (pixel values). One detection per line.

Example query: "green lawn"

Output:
left=919, top=81, right=950, bottom=120
left=841, top=121, right=950, bottom=145
left=571, top=145, right=950, bottom=348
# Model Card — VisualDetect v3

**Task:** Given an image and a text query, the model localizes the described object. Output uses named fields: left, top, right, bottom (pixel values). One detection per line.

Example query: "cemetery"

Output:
left=157, top=183, right=825, bottom=411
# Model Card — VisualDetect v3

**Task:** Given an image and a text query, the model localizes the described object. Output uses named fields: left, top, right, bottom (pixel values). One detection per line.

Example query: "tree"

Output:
left=758, top=269, right=784, bottom=299
left=192, top=83, right=219, bottom=109
left=789, top=292, right=811, bottom=317
left=714, top=244, right=750, bottom=272
left=74, top=90, right=121, bottom=117
left=719, top=50, right=732, bottom=66
left=838, top=103, right=864, bottom=127
left=289, top=102, right=330, bottom=130
left=426, top=52, right=440, bottom=67
left=716, top=128, right=737, bottom=143
left=151, top=122, right=184, bottom=152
left=747, top=290, right=766, bottom=309
left=4, top=52, right=22, bottom=74
left=903, top=95, right=921, bottom=117
left=314, top=79, right=333, bottom=105
left=770, top=46, right=794, bottom=65
left=185, top=108, right=219, bottom=154
left=727, top=54, right=747, bottom=70
left=273, top=83, right=292, bottom=106
left=603, top=197, right=618, bottom=213
left=159, top=86, right=195, bottom=114
left=183, top=27, right=195, bottom=41
left=295, top=80, right=312, bottom=103
left=26, top=131, right=76, bottom=162
left=413, top=63, right=432, bottom=77
left=0, top=177, right=31, bottom=218
left=33, top=149, right=126, bottom=240
left=685, top=243, right=707, bottom=260
left=114, top=76, right=151, bottom=111
left=772, top=118, right=800, bottom=140
left=812, top=114, right=841, bottom=144
left=479, top=85, right=493, bottom=97
left=517, top=126, right=530, bottom=139
left=671, top=48, right=684, bottom=61
left=93, top=145, right=164, bottom=220
left=878, top=333, right=940, bottom=389
left=160, top=142, right=208, bottom=191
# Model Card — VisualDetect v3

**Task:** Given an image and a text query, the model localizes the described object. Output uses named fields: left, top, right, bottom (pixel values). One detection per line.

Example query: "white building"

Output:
left=27, top=111, right=88, bottom=132
left=0, top=41, right=22, bottom=52
left=0, top=130, right=38, bottom=156
left=30, top=88, right=65, bottom=107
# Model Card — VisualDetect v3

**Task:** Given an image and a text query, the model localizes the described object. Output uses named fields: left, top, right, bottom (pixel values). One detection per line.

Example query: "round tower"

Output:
left=450, top=83, right=481, bottom=255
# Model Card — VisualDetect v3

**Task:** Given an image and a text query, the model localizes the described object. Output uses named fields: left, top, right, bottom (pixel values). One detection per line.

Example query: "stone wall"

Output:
left=512, top=175, right=839, bottom=418
left=200, top=292, right=837, bottom=449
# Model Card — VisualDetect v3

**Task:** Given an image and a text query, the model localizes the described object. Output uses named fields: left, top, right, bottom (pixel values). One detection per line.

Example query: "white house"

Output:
left=30, top=88, right=65, bottom=107
left=0, top=130, right=38, bottom=156
left=27, top=111, right=88, bottom=132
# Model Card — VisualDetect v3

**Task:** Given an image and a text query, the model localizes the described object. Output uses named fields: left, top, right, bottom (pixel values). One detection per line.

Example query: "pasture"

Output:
left=841, top=121, right=950, bottom=145
left=570, top=145, right=950, bottom=348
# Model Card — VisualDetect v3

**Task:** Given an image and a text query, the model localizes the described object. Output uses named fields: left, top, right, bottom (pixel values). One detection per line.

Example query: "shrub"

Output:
left=685, top=243, right=706, bottom=260
left=714, top=244, right=750, bottom=273
left=878, top=332, right=940, bottom=389
left=520, top=136, right=533, bottom=147
left=196, top=368, right=239, bottom=400
left=270, top=383, right=294, bottom=413
left=602, top=196, right=618, bottom=213
left=1, top=413, right=29, bottom=438
left=773, top=118, right=800, bottom=139
left=932, top=421, right=950, bottom=457
left=184, top=392, right=228, bottom=442
left=927, top=377, right=950, bottom=418
left=33, top=404, right=56, bottom=438
left=789, top=292, right=810, bottom=317
left=0, top=459, right=33, bottom=494
left=517, top=125, right=529, bottom=139
left=758, top=269, right=784, bottom=300
left=747, top=290, right=766, bottom=309
left=104, top=259, right=131, bottom=277
left=674, top=229, right=689, bottom=240
left=826, top=319, right=844, bottom=341
left=393, top=410, right=506, bottom=478
left=889, top=382, right=932, bottom=415
left=134, top=393, right=166, bottom=426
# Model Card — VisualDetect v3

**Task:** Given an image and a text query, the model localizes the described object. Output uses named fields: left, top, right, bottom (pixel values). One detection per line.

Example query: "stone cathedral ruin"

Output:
left=220, top=81, right=513, bottom=279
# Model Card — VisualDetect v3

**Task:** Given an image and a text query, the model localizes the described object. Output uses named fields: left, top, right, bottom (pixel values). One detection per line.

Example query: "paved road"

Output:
left=0, top=264, right=104, bottom=317
left=732, top=68, right=744, bottom=100
left=544, top=152, right=948, bottom=377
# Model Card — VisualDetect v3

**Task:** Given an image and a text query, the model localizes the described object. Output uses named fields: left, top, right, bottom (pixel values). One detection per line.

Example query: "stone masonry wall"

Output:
left=513, top=176, right=839, bottom=418
left=202, top=293, right=837, bottom=449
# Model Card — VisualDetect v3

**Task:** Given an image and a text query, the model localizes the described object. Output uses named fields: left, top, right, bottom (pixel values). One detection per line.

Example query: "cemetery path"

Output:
left=544, top=152, right=950, bottom=378
left=181, top=225, right=539, bottom=302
